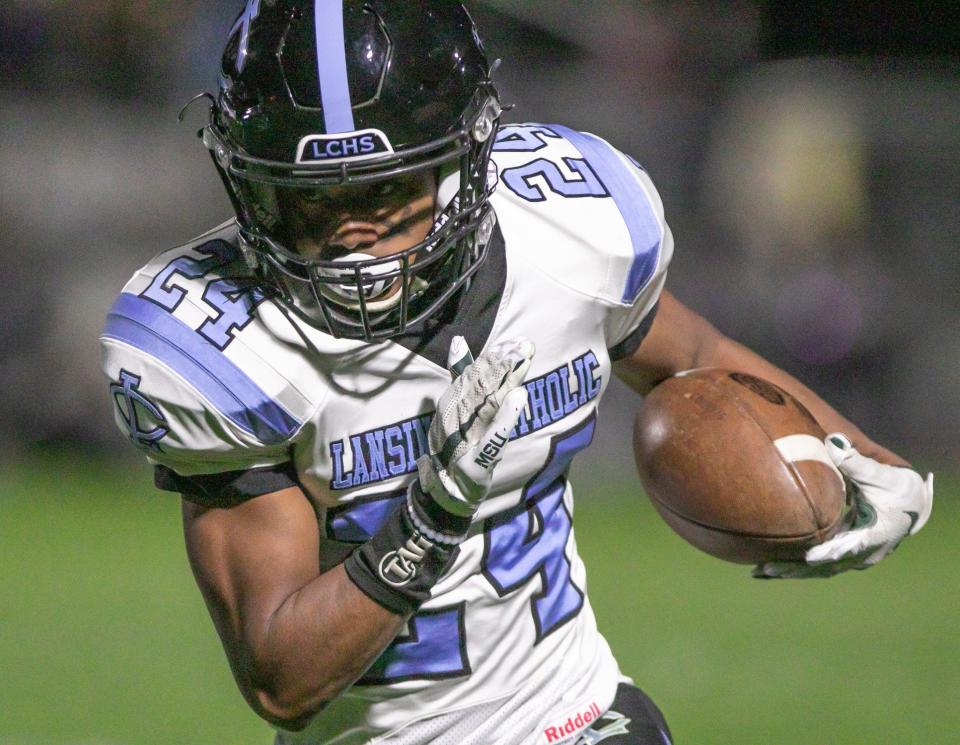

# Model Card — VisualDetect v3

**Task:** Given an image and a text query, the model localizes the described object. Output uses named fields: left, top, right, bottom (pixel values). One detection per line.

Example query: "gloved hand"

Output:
left=406, top=335, right=534, bottom=543
left=754, top=433, right=933, bottom=579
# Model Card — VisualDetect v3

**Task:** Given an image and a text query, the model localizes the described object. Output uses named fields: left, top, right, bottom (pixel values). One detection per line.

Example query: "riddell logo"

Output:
left=544, top=702, right=602, bottom=743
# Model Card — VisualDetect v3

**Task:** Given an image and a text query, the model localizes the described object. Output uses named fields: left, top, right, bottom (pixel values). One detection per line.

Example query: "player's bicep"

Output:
left=181, top=486, right=320, bottom=679
left=613, top=290, right=723, bottom=395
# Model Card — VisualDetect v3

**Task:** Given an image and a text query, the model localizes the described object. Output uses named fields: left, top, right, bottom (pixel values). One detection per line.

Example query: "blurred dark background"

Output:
left=1, top=0, right=957, bottom=471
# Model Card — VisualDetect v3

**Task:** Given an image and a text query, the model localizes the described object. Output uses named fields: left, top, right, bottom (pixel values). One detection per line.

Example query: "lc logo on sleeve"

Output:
left=110, top=370, right=168, bottom=452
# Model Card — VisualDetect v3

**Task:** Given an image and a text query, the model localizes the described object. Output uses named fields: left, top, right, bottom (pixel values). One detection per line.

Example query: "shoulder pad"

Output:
left=490, top=124, right=673, bottom=307
left=101, top=224, right=320, bottom=475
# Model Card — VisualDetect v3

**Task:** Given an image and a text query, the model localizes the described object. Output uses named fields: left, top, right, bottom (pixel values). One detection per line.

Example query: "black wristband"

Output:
left=344, top=501, right=459, bottom=616
left=407, top=480, right=473, bottom=542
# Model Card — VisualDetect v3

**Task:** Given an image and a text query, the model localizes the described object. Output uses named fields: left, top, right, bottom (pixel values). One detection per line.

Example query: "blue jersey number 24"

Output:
left=495, top=124, right=609, bottom=203
left=140, top=240, right=266, bottom=352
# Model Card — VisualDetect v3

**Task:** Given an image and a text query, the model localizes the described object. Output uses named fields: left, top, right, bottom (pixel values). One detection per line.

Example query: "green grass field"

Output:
left=1, top=453, right=957, bottom=745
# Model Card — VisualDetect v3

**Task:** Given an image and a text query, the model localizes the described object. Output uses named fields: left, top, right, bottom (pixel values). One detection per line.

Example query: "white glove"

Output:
left=416, top=335, right=535, bottom=518
left=754, top=433, right=933, bottom=579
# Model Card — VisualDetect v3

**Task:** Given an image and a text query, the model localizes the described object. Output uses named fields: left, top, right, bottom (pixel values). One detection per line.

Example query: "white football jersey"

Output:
left=101, top=124, right=673, bottom=745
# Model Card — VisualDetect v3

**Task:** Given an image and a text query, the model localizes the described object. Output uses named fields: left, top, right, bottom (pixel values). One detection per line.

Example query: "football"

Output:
left=633, top=368, right=852, bottom=564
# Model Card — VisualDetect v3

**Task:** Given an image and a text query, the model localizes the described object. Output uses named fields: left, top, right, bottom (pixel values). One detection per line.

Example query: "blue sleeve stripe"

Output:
left=102, top=293, right=301, bottom=445
left=551, top=125, right=662, bottom=304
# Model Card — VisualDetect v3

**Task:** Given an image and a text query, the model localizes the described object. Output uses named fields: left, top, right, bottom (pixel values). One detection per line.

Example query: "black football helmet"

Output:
left=203, top=0, right=502, bottom=340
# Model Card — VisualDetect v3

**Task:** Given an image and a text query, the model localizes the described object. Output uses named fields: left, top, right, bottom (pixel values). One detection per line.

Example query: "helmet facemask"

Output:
left=207, top=93, right=501, bottom=341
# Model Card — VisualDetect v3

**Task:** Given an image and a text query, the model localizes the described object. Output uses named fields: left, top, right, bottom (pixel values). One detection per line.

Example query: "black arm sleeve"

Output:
left=344, top=501, right=459, bottom=616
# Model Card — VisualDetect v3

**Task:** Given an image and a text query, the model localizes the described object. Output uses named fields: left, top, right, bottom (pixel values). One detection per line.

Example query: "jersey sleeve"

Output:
left=598, top=153, right=673, bottom=361
left=100, top=257, right=315, bottom=506
left=551, top=129, right=674, bottom=360
left=489, top=124, right=674, bottom=361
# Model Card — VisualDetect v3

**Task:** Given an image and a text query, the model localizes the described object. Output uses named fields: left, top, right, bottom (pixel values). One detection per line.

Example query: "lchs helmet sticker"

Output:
left=295, top=129, right=395, bottom=165
left=378, top=533, right=433, bottom=587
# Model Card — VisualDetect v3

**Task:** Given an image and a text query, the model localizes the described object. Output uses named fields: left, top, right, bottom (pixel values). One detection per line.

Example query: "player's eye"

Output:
left=373, top=175, right=426, bottom=203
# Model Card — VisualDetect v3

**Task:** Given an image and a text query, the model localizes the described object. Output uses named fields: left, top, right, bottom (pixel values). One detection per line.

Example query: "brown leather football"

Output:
left=633, top=368, right=851, bottom=564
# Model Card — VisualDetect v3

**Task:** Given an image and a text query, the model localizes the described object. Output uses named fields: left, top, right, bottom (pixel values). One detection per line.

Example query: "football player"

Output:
left=101, top=2, right=933, bottom=743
